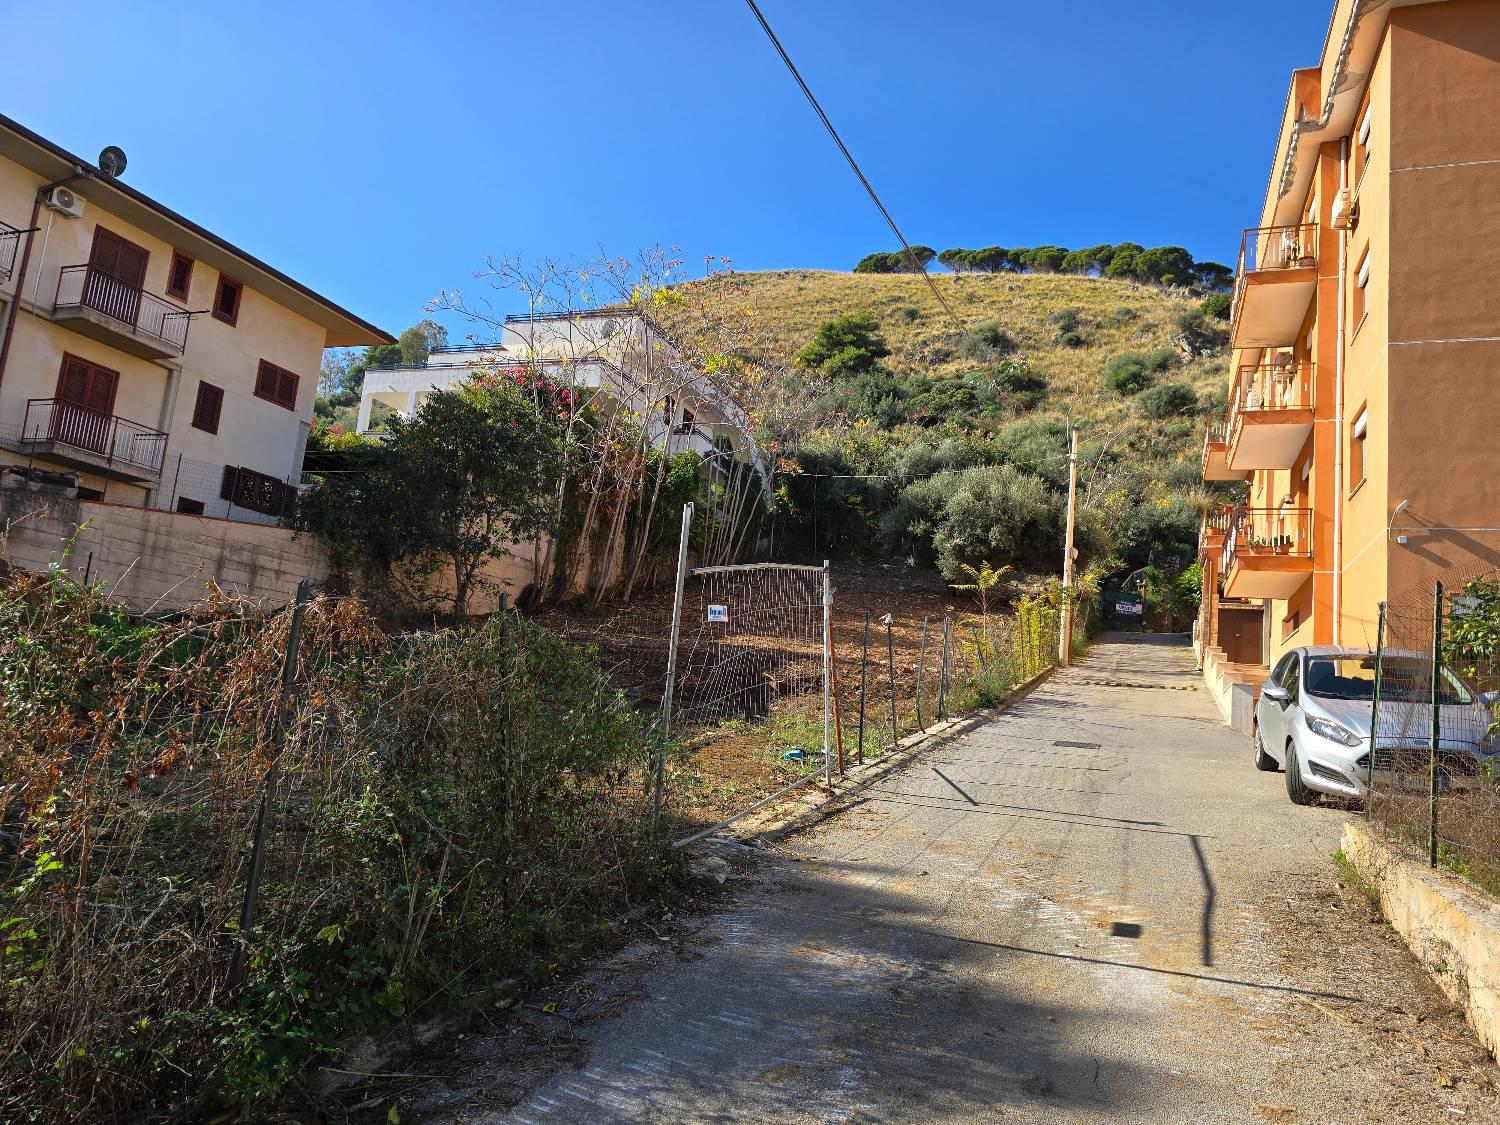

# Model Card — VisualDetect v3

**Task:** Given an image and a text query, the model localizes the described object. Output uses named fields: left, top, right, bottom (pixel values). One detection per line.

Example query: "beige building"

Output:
left=0, top=113, right=391, bottom=525
left=1197, top=0, right=1500, bottom=729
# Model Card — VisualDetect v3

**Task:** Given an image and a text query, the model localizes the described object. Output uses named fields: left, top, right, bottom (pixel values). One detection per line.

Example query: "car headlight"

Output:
left=1306, top=716, right=1362, bottom=747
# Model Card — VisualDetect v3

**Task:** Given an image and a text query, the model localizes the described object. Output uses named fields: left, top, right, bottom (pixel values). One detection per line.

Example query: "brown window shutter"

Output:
left=84, top=368, right=118, bottom=416
left=221, top=465, right=239, bottom=501
left=277, top=370, right=297, bottom=408
left=59, top=357, right=92, bottom=404
left=193, top=382, right=223, bottom=433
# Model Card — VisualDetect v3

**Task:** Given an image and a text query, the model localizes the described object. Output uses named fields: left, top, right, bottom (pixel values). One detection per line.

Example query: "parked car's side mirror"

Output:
left=1261, top=683, right=1291, bottom=706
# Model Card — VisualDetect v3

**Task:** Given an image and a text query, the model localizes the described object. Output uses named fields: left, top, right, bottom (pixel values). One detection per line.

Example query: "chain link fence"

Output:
left=1369, top=563, right=1500, bottom=896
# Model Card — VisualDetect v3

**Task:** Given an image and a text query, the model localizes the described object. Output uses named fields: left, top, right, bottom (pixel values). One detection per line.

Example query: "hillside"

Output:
left=728, top=267, right=1226, bottom=441
left=700, top=268, right=1227, bottom=598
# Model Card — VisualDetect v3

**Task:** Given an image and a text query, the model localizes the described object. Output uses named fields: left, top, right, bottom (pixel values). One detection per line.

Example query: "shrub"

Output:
left=958, top=319, right=1015, bottom=361
left=1104, top=351, right=1161, bottom=395
left=1199, top=293, right=1232, bottom=321
left=893, top=305, right=921, bottom=324
left=1173, top=307, right=1228, bottom=356
left=1135, top=381, right=1199, bottom=419
left=794, top=313, right=890, bottom=375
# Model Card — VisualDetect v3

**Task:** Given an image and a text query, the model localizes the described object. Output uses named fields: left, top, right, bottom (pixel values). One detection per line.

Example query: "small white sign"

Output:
left=707, top=604, right=729, bottom=623
left=1116, top=601, right=1144, bottom=616
left=1450, top=595, right=1480, bottom=619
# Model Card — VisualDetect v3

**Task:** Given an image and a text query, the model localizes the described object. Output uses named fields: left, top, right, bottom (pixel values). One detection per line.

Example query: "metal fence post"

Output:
left=1429, top=581, right=1444, bottom=868
left=915, top=615, right=930, bottom=732
left=822, top=561, right=832, bottom=787
left=884, top=613, right=897, bottom=750
left=857, top=612, right=869, bottom=764
left=654, top=502, right=694, bottom=830
left=938, top=616, right=951, bottom=721
left=1367, top=602, right=1386, bottom=823
left=227, top=578, right=309, bottom=994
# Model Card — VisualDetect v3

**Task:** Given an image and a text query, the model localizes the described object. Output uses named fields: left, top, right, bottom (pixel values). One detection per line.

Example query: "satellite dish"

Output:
left=98, top=146, right=127, bottom=178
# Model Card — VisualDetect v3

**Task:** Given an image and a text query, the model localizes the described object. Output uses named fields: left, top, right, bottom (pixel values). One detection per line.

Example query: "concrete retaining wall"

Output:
left=1342, top=821, right=1500, bottom=1059
left=1, top=483, right=328, bottom=610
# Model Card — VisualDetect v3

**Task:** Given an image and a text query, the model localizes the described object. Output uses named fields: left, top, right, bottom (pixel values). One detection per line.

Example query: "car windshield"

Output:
left=1304, top=656, right=1473, bottom=705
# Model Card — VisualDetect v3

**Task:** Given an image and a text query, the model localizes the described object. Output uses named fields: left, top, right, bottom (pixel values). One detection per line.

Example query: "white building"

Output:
left=356, top=309, right=768, bottom=494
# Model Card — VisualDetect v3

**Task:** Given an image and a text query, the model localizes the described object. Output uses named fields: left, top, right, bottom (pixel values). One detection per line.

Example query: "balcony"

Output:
left=51, top=265, right=192, bottom=360
left=1223, top=507, right=1313, bottom=601
left=1201, top=419, right=1246, bottom=482
left=1199, top=503, right=1234, bottom=559
left=17, top=398, right=168, bottom=482
left=1225, top=357, right=1314, bottom=471
left=1231, top=224, right=1318, bottom=350
left=0, top=220, right=20, bottom=279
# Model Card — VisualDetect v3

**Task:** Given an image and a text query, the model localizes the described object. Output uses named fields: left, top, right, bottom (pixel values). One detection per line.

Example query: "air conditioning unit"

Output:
left=1329, top=189, right=1353, bottom=231
left=43, top=186, right=84, bottom=218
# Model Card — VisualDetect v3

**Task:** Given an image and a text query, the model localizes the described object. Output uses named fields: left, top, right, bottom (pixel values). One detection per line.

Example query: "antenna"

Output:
left=97, top=146, right=127, bottom=179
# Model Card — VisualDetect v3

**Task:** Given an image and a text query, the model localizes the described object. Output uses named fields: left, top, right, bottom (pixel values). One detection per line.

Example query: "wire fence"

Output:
left=656, top=559, right=1065, bottom=842
left=1369, top=563, right=1500, bottom=896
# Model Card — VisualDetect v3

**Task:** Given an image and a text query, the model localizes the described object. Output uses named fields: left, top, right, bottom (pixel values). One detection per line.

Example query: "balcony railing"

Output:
left=1231, top=223, right=1318, bottom=326
left=1205, top=418, right=1228, bottom=447
left=0, top=220, right=20, bottom=279
left=53, top=265, right=192, bottom=355
left=1224, top=507, right=1313, bottom=572
left=20, top=398, right=169, bottom=476
left=1228, top=358, right=1314, bottom=432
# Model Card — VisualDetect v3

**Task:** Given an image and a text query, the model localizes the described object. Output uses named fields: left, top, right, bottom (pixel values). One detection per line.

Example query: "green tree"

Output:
left=795, top=313, right=891, bottom=376
left=1199, top=293, right=1232, bottom=321
left=300, top=380, right=562, bottom=619
left=1132, top=246, right=1196, bottom=287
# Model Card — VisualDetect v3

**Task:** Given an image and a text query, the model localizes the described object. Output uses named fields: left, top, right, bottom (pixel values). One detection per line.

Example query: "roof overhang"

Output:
left=1261, top=0, right=1450, bottom=228
left=0, top=113, right=394, bottom=347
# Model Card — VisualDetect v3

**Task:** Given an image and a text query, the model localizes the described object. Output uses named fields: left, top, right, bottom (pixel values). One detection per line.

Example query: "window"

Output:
left=56, top=353, right=120, bottom=417
left=176, top=497, right=206, bottom=515
left=213, top=275, right=242, bottom=325
left=1282, top=655, right=1301, bottom=702
left=254, top=360, right=299, bottom=411
left=1352, top=249, right=1370, bottom=329
left=1355, top=98, right=1373, bottom=183
left=191, top=381, right=224, bottom=433
left=1350, top=406, right=1368, bottom=493
left=220, top=464, right=292, bottom=517
left=166, top=251, right=194, bottom=301
left=1283, top=612, right=1301, bottom=641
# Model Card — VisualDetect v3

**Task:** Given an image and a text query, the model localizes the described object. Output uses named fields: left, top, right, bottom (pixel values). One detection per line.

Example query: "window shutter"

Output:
left=59, top=357, right=92, bottom=405
left=256, top=362, right=278, bottom=399
left=84, top=368, right=118, bottom=416
left=221, top=465, right=239, bottom=501
left=277, top=370, right=297, bottom=408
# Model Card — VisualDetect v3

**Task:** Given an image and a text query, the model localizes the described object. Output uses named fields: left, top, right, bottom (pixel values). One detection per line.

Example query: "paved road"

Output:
left=415, top=636, right=1498, bottom=1123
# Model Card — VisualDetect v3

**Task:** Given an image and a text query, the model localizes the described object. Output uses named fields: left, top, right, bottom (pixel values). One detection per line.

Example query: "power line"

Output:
left=740, top=0, right=961, bottom=329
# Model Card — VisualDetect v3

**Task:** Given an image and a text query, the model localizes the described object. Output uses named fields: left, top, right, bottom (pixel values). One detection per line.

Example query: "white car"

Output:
left=1253, top=646, right=1498, bottom=804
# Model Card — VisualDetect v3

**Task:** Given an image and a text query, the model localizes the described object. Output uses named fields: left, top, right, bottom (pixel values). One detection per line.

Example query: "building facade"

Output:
left=1197, top=0, right=1500, bottom=727
left=0, top=114, right=391, bottom=525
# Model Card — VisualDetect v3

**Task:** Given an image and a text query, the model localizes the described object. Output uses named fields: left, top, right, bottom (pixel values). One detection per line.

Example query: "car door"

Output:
left=1259, top=654, right=1296, bottom=753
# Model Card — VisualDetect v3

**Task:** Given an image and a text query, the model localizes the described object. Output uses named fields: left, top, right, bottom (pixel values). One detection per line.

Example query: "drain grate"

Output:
left=1052, top=740, right=1102, bottom=750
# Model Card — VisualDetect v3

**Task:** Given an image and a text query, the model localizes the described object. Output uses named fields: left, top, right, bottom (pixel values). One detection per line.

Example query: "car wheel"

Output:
left=1284, top=741, right=1313, bottom=805
left=1254, top=727, right=1279, bottom=772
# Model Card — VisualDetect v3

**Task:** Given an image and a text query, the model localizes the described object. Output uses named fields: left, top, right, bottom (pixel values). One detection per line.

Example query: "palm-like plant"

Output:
left=950, top=561, right=1012, bottom=621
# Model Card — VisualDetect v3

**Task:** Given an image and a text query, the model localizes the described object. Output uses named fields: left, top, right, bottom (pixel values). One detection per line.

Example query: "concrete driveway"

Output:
left=412, top=635, right=1498, bottom=1123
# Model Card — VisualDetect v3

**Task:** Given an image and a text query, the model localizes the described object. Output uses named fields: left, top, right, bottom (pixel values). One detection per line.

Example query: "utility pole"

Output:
left=1059, top=426, right=1079, bottom=666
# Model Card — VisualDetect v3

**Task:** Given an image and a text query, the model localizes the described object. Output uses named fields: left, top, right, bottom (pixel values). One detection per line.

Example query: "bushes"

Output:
left=1199, top=292, right=1232, bottom=321
left=958, top=319, right=1016, bottom=361
left=794, top=313, right=891, bottom=375
left=1135, top=382, right=1199, bottom=419
left=0, top=573, right=678, bottom=1121
left=1104, top=346, right=1178, bottom=396
left=1173, top=306, right=1228, bottom=356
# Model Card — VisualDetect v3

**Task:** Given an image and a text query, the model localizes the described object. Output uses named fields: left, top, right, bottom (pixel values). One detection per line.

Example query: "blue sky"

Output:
left=8, top=1, right=1329, bottom=339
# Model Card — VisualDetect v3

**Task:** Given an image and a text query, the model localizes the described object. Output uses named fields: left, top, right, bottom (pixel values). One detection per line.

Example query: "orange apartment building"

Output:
left=1197, top=0, right=1500, bottom=731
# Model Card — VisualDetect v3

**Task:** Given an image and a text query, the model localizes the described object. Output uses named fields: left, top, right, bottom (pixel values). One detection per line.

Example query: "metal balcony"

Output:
left=1230, top=224, right=1318, bottom=350
left=1201, top=419, right=1246, bottom=482
left=18, top=398, right=168, bottom=482
left=51, top=265, right=192, bottom=360
left=1223, top=507, right=1313, bottom=601
left=1225, top=357, right=1315, bottom=471
left=0, top=220, right=20, bottom=280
